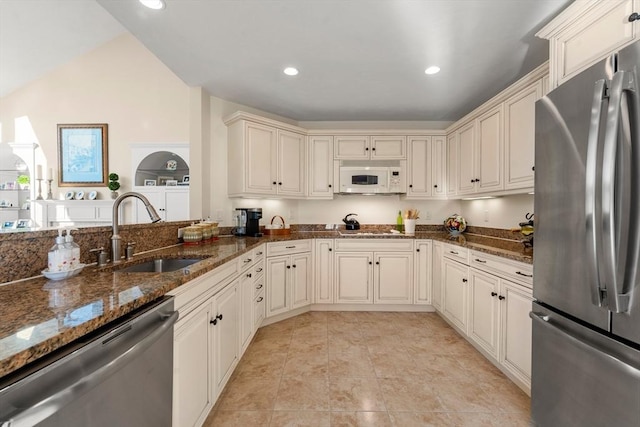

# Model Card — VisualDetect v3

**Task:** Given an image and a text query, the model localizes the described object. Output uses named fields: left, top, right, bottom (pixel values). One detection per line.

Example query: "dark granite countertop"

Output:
left=0, top=231, right=531, bottom=379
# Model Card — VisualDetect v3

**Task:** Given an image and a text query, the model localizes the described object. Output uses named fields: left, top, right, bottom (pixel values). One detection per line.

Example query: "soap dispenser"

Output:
left=48, top=229, right=69, bottom=272
left=64, top=229, right=81, bottom=269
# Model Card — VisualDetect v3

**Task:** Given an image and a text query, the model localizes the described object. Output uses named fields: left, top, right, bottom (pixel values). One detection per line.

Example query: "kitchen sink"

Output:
left=118, top=258, right=202, bottom=273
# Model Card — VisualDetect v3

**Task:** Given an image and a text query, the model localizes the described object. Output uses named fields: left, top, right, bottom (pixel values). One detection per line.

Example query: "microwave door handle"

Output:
left=602, top=70, right=634, bottom=313
left=586, top=79, right=607, bottom=307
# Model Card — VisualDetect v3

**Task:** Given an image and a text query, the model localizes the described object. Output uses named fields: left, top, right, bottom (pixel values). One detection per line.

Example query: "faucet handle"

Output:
left=90, top=247, right=108, bottom=267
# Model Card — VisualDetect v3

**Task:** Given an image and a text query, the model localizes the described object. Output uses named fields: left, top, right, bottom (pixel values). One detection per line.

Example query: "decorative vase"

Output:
left=444, top=214, right=467, bottom=235
left=111, top=191, right=119, bottom=200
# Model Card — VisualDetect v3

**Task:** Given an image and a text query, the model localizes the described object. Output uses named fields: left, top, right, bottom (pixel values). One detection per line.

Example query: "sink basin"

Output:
left=118, top=258, right=202, bottom=273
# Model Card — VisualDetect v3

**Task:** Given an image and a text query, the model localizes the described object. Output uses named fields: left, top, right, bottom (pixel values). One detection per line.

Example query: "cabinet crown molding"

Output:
left=535, top=0, right=606, bottom=39
left=223, top=111, right=306, bottom=134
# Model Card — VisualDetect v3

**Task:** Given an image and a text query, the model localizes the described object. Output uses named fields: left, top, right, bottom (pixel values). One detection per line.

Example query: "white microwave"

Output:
left=338, top=161, right=406, bottom=194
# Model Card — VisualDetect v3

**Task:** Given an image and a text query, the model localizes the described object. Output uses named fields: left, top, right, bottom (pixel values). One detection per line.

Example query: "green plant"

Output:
left=16, top=175, right=30, bottom=185
left=108, top=173, right=120, bottom=192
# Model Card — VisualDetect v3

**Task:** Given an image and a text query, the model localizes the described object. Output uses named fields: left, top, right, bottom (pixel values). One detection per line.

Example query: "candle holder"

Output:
left=46, top=179, right=53, bottom=200
left=36, top=178, right=44, bottom=200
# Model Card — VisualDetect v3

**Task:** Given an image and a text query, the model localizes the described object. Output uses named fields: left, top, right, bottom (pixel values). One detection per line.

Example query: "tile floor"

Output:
left=204, top=311, right=531, bottom=426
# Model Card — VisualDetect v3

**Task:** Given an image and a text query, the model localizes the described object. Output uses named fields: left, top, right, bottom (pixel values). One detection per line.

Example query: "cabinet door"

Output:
left=406, top=136, right=432, bottom=198
left=504, top=81, right=541, bottom=190
left=173, top=301, right=213, bottom=427
left=291, top=252, right=312, bottom=309
left=431, top=136, right=446, bottom=197
left=371, top=136, right=406, bottom=159
left=239, top=271, right=254, bottom=356
left=277, top=130, right=306, bottom=196
left=432, top=241, right=443, bottom=311
left=335, top=252, right=372, bottom=303
left=446, top=133, right=457, bottom=197
left=164, top=189, right=190, bottom=221
left=308, top=136, right=334, bottom=198
left=476, top=105, right=503, bottom=193
left=442, top=258, right=469, bottom=333
left=314, top=239, right=334, bottom=303
left=373, top=252, right=413, bottom=304
left=245, top=122, right=277, bottom=194
left=134, top=188, right=162, bottom=223
left=334, top=136, right=370, bottom=159
left=501, top=281, right=533, bottom=386
left=414, top=240, right=432, bottom=305
left=468, top=269, right=500, bottom=359
left=456, top=122, right=476, bottom=195
left=213, top=281, right=239, bottom=398
left=266, top=255, right=289, bottom=317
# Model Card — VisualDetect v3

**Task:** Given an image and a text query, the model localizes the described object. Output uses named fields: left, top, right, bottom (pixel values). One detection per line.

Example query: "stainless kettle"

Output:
left=342, top=213, right=360, bottom=230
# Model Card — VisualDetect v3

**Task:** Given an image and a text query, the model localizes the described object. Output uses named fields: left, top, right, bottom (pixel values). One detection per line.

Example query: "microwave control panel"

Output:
left=388, top=168, right=403, bottom=192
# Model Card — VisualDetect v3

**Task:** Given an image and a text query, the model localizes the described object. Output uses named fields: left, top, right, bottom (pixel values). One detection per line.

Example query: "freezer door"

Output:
left=610, top=40, right=640, bottom=345
left=531, top=303, right=640, bottom=427
left=534, top=58, right=611, bottom=330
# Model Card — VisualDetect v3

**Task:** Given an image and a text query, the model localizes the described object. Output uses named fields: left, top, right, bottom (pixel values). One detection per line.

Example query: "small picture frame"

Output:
left=144, top=179, right=157, bottom=186
left=5, top=182, right=15, bottom=190
left=166, top=179, right=178, bottom=187
left=158, top=176, right=173, bottom=186
left=16, top=219, right=30, bottom=229
left=2, top=220, right=16, bottom=229
left=182, top=175, right=190, bottom=184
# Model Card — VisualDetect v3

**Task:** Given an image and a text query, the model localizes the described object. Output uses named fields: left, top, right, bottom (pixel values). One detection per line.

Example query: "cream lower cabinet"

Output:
left=431, top=241, right=444, bottom=310
left=500, top=280, right=533, bottom=389
left=414, top=240, right=433, bottom=304
left=468, top=268, right=501, bottom=359
left=314, top=239, right=334, bottom=303
left=239, top=255, right=264, bottom=356
left=132, top=187, right=189, bottom=223
left=334, top=239, right=414, bottom=304
left=442, top=257, right=469, bottom=333
left=212, top=281, right=239, bottom=394
left=266, top=240, right=312, bottom=318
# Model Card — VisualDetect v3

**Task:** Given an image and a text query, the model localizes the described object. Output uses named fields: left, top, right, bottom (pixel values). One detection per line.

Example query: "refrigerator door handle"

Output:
left=530, top=311, right=640, bottom=372
left=585, top=79, right=607, bottom=307
left=601, top=70, right=634, bottom=313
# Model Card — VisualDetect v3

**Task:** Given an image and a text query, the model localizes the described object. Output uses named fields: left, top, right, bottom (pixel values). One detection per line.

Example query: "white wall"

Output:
left=460, top=194, right=534, bottom=229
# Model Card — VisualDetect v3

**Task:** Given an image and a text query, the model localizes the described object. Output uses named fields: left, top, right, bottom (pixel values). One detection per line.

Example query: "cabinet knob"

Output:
left=372, top=146, right=376, bottom=151
left=629, top=12, right=640, bottom=22
left=287, top=265, right=291, bottom=269
left=246, top=273, right=252, bottom=278
left=292, top=264, right=297, bottom=268
left=416, top=248, right=420, bottom=252
left=409, top=184, right=413, bottom=188
left=433, top=184, right=438, bottom=188
left=531, top=166, right=535, bottom=171
left=328, top=248, right=332, bottom=252
left=369, top=261, right=372, bottom=265
left=470, top=179, right=474, bottom=183
left=328, top=184, right=332, bottom=188
left=273, top=181, right=277, bottom=185
left=278, top=182, right=282, bottom=185
left=210, top=314, right=223, bottom=325
left=462, top=278, right=468, bottom=283
left=498, top=295, right=506, bottom=301
left=491, top=292, right=498, bottom=297
left=376, top=261, right=380, bottom=265
left=365, top=147, right=369, bottom=151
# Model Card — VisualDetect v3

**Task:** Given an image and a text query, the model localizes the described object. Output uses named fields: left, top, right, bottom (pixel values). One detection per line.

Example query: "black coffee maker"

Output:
left=234, top=208, right=263, bottom=237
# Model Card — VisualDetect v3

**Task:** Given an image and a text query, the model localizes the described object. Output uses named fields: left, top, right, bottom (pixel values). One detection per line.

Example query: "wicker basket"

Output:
left=263, top=215, right=291, bottom=236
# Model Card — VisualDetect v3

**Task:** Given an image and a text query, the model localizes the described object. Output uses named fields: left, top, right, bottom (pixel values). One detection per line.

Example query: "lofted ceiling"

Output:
left=1, top=0, right=571, bottom=122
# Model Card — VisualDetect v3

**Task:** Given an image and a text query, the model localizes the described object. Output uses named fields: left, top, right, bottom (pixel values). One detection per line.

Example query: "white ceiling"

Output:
left=1, top=0, right=571, bottom=122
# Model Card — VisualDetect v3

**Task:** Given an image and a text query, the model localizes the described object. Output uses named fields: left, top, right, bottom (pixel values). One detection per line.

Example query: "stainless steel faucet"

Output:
left=111, top=192, right=161, bottom=263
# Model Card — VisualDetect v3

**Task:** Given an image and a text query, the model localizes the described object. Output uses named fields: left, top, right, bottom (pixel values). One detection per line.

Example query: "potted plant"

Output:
left=108, top=173, right=121, bottom=199
left=16, top=175, right=30, bottom=190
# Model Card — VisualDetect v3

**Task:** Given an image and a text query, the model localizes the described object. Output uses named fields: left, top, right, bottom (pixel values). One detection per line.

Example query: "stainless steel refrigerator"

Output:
left=533, top=41, right=640, bottom=426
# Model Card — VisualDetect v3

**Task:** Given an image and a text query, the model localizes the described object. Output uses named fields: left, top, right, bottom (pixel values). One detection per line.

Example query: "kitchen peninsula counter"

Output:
left=0, top=230, right=531, bottom=379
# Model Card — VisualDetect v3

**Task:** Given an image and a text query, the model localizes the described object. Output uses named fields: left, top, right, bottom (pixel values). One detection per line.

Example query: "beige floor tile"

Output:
left=481, top=380, right=531, bottom=415
left=432, top=380, right=501, bottom=413
left=295, top=311, right=329, bottom=326
left=289, top=339, right=329, bottom=355
left=217, top=376, right=281, bottom=410
left=407, top=354, right=470, bottom=382
left=331, top=411, right=393, bottom=427
left=236, top=351, right=288, bottom=378
left=328, top=333, right=369, bottom=354
left=249, top=332, right=293, bottom=354
left=388, top=411, right=455, bottom=427
left=269, top=411, right=331, bottom=427
left=274, top=378, right=330, bottom=411
left=369, top=351, right=416, bottom=378
left=329, top=377, right=387, bottom=411
left=329, top=351, right=376, bottom=377
left=364, top=335, right=406, bottom=354
left=283, top=352, right=329, bottom=378
left=378, top=377, right=445, bottom=412
left=204, top=410, right=272, bottom=426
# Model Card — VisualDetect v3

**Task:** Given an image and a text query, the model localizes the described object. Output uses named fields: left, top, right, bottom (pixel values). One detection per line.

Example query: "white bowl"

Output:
left=42, top=264, right=85, bottom=281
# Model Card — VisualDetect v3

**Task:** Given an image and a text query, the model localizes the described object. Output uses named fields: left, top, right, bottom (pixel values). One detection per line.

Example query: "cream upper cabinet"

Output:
left=504, top=81, right=542, bottom=191
left=456, top=122, right=476, bottom=195
left=405, top=136, right=446, bottom=199
left=307, top=135, right=334, bottom=199
left=476, top=105, right=504, bottom=194
left=446, top=133, right=458, bottom=197
left=226, top=114, right=306, bottom=198
left=334, top=135, right=406, bottom=159
left=538, top=0, right=639, bottom=89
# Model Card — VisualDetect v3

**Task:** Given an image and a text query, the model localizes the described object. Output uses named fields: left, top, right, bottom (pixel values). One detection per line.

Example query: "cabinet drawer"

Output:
left=334, top=238, right=414, bottom=252
left=253, top=269, right=265, bottom=297
left=470, top=250, right=532, bottom=287
left=442, top=243, right=469, bottom=264
left=253, top=244, right=265, bottom=262
left=267, top=239, right=312, bottom=256
left=254, top=291, right=265, bottom=328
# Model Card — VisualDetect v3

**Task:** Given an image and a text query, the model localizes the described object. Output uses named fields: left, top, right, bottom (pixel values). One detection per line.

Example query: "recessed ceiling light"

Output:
left=425, top=66, right=441, bottom=75
left=283, top=67, right=299, bottom=76
left=139, top=0, right=165, bottom=10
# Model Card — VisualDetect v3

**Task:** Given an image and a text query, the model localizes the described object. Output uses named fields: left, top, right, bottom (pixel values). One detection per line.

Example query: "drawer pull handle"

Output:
left=286, top=246, right=296, bottom=249
left=256, top=267, right=263, bottom=273
left=462, top=278, right=468, bottom=283
left=257, top=251, right=263, bottom=255
left=515, top=271, right=533, bottom=278
left=256, top=284, right=263, bottom=289
left=498, top=295, right=506, bottom=300
left=474, top=258, right=487, bottom=263
left=449, top=250, right=459, bottom=255
left=244, top=258, right=252, bottom=263
left=257, top=297, right=264, bottom=302
left=491, top=292, right=497, bottom=297
left=246, top=273, right=252, bottom=278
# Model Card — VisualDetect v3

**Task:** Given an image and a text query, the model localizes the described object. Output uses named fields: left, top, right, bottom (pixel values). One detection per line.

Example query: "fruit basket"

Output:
left=263, top=215, right=291, bottom=236
left=444, top=214, right=467, bottom=235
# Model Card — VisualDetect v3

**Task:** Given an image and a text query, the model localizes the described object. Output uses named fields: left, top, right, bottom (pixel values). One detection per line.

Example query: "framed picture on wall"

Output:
left=157, top=176, right=173, bottom=186
left=182, top=175, right=190, bottom=184
left=144, top=179, right=157, bottom=186
left=57, top=124, right=108, bottom=187
left=166, top=179, right=178, bottom=187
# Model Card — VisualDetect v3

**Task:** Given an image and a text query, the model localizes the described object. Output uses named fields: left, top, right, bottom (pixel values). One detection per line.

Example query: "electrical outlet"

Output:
left=484, top=210, right=489, bottom=222
left=425, top=211, right=432, bottom=220
left=215, top=209, right=223, bottom=220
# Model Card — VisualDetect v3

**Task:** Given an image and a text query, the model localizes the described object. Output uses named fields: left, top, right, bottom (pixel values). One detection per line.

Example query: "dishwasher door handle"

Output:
left=4, top=310, right=179, bottom=427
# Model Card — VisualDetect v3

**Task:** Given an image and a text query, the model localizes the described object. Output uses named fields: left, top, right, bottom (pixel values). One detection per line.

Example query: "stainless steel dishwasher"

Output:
left=0, top=296, right=178, bottom=427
